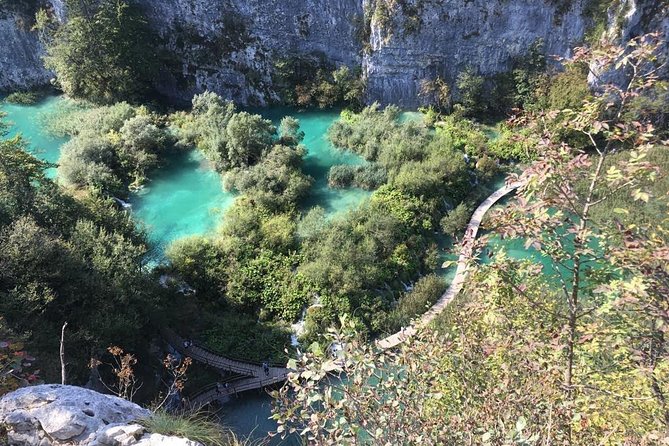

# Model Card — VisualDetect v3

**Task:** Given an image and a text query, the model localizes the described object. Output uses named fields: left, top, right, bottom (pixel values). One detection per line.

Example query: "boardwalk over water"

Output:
left=376, top=180, right=523, bottom=350
left=166, top=180, right=522, bottom=406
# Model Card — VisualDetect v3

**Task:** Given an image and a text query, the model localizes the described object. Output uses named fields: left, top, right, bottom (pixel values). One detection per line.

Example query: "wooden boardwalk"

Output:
left=166, top=180, right=522, bottom=407
left=376, top=180, right=523, bottom=350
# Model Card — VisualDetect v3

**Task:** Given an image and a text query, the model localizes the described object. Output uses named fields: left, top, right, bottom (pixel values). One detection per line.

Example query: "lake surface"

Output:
left=1, top=96, right=371, bottom=256
left=1, top=95, right=68, bottom=177
left=1, top=95, right=549, bottom=444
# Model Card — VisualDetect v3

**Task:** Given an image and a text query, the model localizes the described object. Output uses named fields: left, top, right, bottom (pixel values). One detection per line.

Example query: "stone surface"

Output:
left=0, top=0, right=666, bottom=105
left=138, top=0, right=364, bottom=105
left=0, top=16, right=52, bottom=91
left=364, top=0, right=588, bottom=107
left=0, top=385, right=202, bottom=446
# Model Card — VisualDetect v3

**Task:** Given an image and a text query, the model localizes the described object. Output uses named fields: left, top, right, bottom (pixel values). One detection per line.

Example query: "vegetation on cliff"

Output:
left=273, top=33, right=669, bottom=445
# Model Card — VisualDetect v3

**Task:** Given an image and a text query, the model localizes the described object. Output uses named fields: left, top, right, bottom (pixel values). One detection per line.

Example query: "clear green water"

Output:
left=1, top=97, right=371, bottom=256
left=252, top=107, right=371, bottom=214
left=0, top=95, right=69, bottom=177
left=131, top=150, right=236, bottom=256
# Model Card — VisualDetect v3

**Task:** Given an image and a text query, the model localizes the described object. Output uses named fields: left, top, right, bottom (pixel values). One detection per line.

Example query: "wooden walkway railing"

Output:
left=376, top=180, right=523, bottom=350
left=167, top=180, right=523, bottom=407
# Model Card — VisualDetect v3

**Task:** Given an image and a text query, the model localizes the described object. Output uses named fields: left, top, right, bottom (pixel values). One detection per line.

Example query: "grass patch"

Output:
left=141, top=411, right=257, bottom=446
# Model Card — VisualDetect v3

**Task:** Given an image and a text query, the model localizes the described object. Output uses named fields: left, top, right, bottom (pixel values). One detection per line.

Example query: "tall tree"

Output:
left=43, top=0, right=156, bottom=103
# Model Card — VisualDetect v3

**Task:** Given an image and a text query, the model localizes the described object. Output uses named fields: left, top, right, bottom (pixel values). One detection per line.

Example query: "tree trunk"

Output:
left=60, top=322, right=68, bottom=385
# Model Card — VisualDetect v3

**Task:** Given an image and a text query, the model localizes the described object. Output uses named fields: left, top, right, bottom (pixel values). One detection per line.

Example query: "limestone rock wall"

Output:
left=0, top=385, right=200, bottom=446
left=364, top=0, right=589, bottom=107
left=0, top=16, right=51, bottom=91
left=140, top=0, right=364, bottom=105
left=0, top=0, right=666, bottom=106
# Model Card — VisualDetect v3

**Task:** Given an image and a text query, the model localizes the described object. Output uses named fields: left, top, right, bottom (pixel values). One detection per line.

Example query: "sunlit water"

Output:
left=1, top=96, right=553, bottom=443
left=1, top=95, right=68, bottom=177
left=1, top=97, right=371, bottom=255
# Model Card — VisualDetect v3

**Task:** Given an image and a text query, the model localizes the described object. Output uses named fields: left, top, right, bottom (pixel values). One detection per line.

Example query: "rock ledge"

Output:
left=0, top=385, right=201, bottom=446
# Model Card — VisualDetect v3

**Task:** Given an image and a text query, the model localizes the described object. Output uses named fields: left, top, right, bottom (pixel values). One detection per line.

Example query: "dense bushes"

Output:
left=3, top=91, right=39, bottom=105
left=40, top=0, right=157, bottom=103
left=0, top=129, right=165, bottom=382
left=224, top=145, right=313, bottom=211
left=440, top=202, right=472, bottom=237
left=327, top=164, right=387, bottom=189
left=385, top=274, right=446, bottom=332
left=172, top=92, right=277, bottom=171
left=55, top=103, right=173, bottom=195
left=274, top=58, right=365, bottom=109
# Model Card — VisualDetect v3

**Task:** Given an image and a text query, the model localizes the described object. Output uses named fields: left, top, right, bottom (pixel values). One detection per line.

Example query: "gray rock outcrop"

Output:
left=0, top=0, right=666, bottom=106
left=0, top=385, right=201, bottom=446
left=0, top=16, right=52, bottom=91
left=140, top=0, right=364, bottom=104
left=364, top=0, right=589, bottom=107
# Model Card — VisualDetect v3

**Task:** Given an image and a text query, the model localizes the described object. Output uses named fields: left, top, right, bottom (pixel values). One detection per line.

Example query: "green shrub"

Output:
left=140, top=412, right=232, bottom=446
left=327, top=164, right=387, bottom=190
left=440, top=203, right=472, bottom=237
left=488, top=123, right=539, bottom=161
left=385, top=274, right=447, bottom=332
left=4, top=91, right=39, bottom=105
left=43, top=0, right=158, bottom=103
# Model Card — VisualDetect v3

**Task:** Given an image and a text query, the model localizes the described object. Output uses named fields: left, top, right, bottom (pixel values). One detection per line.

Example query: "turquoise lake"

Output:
left=1, top=95, right=551, bottom=444
left=0, top=96, right=371, bottom=257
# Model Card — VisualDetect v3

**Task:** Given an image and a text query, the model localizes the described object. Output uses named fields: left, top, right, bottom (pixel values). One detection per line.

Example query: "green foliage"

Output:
left=455, top=67, right=485, bottom=117
left=487, top=123, right=540, bottom=161
left=200, top=312, right=292, bottom=364
left=327, top=103, right=404, bottom=161
left=440, top=202, right=472, bottom=237
left=435, top=114, right=488, bottom=157
left=0, top=130, right=162, bottom=382
left=490, top=39, right=548, bottom=114
left=327, top=164, right=387, bottom=190
left=55, top=103, right=172, bottom=194
left=4, top=91, right=39, bottom=105
left=224, top=145, right=313, bottom=212
left=43, top=0, right=157, bottom=103
left=140, top=412, right=232, bottom=446
left=298, top=195, right=436, bottom=336
left=385, top=274, right=446, bottom=332
left=278, top=116, right=305, bottom=146
left=546, top=64, right=591, bottom=111
left=274, top=58, right=365, bottom=109
left=172, top=92, right=276, bottom=171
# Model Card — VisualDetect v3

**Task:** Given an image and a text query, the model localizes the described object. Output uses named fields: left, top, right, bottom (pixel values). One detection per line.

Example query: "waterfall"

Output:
left=112, top=197, right=132, bottom=210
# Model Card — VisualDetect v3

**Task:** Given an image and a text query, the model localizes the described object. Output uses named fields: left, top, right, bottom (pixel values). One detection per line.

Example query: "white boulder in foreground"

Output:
left=0, top=385, right=201, bottom=446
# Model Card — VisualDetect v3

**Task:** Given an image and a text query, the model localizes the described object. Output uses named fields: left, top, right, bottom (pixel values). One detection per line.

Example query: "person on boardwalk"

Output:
left=262, top=362, right=270, bottom=376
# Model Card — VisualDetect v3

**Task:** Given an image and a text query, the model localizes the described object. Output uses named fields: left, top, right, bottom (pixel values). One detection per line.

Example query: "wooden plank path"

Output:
left=167, top=180, right=522, bottom=407
left=376, top=180, right=523, bottom=350
left=185, top=374, right=289, bottom=410
left=162, top=328, right=290, bottom=379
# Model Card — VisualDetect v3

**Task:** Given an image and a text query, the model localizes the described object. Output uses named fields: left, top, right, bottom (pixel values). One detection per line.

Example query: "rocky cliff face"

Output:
left=140, top=0, right=364, bottom=105
left=364, top=0, right=589, bottom=107
left=142, top=0, right=591, bottom=106
left=0, top=16, right=51, bottom=91
left=0, top=0, right=666, bottom=106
